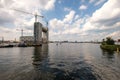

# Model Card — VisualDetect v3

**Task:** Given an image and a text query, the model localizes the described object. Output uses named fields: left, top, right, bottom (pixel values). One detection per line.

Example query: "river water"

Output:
left=0, top=43, right=120, bottom=80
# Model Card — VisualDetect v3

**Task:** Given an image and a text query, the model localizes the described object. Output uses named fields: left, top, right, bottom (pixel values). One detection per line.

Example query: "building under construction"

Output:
left=20, top=22, right=49, bottom=46
left=34, top=22, right=48, bottom=45
left=14, top=9, right=49, bottom=45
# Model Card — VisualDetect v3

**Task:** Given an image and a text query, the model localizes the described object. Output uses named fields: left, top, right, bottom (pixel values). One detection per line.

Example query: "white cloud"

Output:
left=49, top=0, right=120, bottom=41
left=0, top=0, right=120, bottom=41
left=64, top=7, right=72, bottom=12
left=49, top=18, right=64, bottom=30
left=44, top=0, right=56, bottom=10
left=63, top=10, right=75, bottom=23
left=89, top=0, right=95, bottom=3
left=91, top=0, right=120, bottom=26
left=74, top=15, right=80, bottom=20
left=0, top=0, right=56, bottom=40
left=49, top=10, right=86, bottom=41
left=79, top=5, right=87, bottom=10
left=9, top=0, right=56, bottom=11
left=95, top=0, right=106, bottom=6
left=106, top=31, right=120, bottom=39
left=82, top=0, right=120, bottom=40
left=0, top=8, right=15, bottom=25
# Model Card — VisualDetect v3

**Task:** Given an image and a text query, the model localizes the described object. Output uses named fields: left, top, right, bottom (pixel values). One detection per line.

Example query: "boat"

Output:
left=0, top=43, right=13, bottom=48
left=18, top=43, right=27, bottom=47
left=4, top=45, right=14, bottom=47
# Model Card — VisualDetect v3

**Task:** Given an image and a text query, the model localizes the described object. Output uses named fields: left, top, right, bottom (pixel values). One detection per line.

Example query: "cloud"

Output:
left=85, top=0, right=120, bottom=29
left=74, top=15, right=80, bottom=20
left=79, top=5, right=87, bottom=10
left=107, top=31, right=120, bottom=39
left=89, top=0, right=95, bottom=3
left=0, top=0, right=56, bottom=40
left=95, top=0, right=106, bottom=6
left=63, top=10, right=76, bottom=23
left=64, top=7, right=72, bottom=12
left=44, top=0, right=56, bottom=10
left=49, top=0, right=120, bottom=41
left=82, top=0, right=120, bottom=40
left=49, top=10, right=86, bottom=41
left=49, top=18, right=64, bottom=31
left=0, top=0, right=120, bottom=41
left=0, top=8, right=15, bottom=25
left=8, top=0, right=56, bottom=11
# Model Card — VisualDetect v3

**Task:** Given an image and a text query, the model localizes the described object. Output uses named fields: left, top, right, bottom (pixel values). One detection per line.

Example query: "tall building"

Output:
left=34, top=22, right=42, bottom=45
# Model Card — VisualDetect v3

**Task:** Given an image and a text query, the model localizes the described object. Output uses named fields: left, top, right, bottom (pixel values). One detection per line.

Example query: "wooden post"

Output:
left=117, top=48, right=119, bottom=53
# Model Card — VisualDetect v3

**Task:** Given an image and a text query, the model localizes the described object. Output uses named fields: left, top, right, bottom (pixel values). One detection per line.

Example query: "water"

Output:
left=0, top=43, right=120, bottom=80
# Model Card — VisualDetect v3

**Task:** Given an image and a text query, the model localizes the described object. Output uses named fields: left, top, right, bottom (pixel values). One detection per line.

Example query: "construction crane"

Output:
left=0, top=7, right=46, bottom=24
left=13, top=9, right=44, bottom=22
left=16, top=29, right=24, bottom=37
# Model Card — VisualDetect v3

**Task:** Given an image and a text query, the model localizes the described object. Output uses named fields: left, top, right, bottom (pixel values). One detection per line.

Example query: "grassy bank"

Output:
left=100, top=44, right=120, bottom=51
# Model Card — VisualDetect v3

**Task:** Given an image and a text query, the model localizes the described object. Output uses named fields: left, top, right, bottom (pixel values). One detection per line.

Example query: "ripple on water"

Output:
left=0, top=43, right=120, bottom=80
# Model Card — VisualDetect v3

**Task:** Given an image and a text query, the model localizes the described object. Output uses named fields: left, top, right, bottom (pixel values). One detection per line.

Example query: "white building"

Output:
left=20, top=36, right=34, bottom=42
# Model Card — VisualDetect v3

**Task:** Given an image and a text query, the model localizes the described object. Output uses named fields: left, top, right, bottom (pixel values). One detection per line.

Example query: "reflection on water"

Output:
left=32, top=44, right=98, bottom=80
left=101, top=50, right=115, bottom=59
left=0, top=43, right=120, bottom=80
left=32, top=44, right=53, bottom=80
left=33, top=44, right=48, bottom=62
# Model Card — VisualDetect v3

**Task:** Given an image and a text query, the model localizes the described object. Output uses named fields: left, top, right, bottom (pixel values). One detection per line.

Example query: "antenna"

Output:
left=13, top=9, right=44, bottom=22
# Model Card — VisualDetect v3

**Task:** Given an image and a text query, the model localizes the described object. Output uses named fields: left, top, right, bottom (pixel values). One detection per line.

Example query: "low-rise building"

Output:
left=20, top=36, right=34, bottom=42
left=20, top=36, right=34, bottom=46
left=20, top=36, right=48, bottom=45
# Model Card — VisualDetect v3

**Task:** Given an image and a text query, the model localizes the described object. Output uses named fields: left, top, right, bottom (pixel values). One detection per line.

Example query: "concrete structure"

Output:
left=34, top=22, right=48, bottom=45
left=34, top=22, right=42, bottom=45
left=19, top=22, right=48, bottom=45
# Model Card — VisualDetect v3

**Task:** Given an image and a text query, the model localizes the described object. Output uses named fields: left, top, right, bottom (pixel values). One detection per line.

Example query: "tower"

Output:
left=34, top=22, right=42, bottom=45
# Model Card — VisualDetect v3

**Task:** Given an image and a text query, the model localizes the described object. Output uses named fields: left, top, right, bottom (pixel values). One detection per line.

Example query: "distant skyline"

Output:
left=0, top=0, right=120, bottom=41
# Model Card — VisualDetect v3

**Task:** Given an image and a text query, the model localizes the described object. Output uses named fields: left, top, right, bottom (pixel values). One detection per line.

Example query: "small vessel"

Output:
left=18, top=43, right=27, bottom=47
left=5, top=44, right=14, bottom=47
left=0, top=43, right=13, bottom=48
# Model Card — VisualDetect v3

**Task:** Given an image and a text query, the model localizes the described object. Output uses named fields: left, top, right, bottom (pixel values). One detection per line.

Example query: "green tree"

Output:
left=106, top=37, right=115, bottom=45
left=102, top=39, right=106, bottom=45
left=102, top=37, right=115, bottom=45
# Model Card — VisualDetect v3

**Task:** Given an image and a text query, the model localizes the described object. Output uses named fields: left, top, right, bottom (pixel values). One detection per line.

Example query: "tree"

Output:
left=106, top=37, right=115, bottom=45
left=102, top=39, right=106, bottom=45
left=102, top=37, right=115, bottom=45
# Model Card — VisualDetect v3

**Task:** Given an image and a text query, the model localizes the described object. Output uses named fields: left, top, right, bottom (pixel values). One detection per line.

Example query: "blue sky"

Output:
left=45, top=0, right=107, bottom=20
left=0, top=0, right=120, bottom=41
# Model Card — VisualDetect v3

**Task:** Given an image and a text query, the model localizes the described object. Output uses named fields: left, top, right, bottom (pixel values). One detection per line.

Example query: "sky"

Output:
left=0, top=0, right=120, bottom=41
